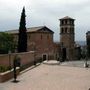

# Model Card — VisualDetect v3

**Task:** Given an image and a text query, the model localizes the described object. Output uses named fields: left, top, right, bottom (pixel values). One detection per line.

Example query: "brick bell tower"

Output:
left=59, top=16, right=75, bottom=60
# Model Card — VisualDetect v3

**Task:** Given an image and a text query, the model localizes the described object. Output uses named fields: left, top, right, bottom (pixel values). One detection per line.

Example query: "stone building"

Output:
left=53, top=42, right=61, bottom=60
left=86, top=31, right=90, bottom=58
left=6, top=26, right=54, bottom=60
left=6, top=16, right=78, bottom=61
left=59, top=16, right=75, bottom=60
left=74, top=44, right=81, bottom=60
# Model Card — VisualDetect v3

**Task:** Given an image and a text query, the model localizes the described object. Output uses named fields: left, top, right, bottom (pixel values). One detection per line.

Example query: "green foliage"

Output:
left=18, top=7, right=27, bottom=52
left=0, top=32, right=16, bottom=54
left=0, top=65, right=10, bottom=73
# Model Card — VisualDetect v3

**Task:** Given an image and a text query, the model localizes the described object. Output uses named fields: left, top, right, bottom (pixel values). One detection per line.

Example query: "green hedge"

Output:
left=0, top=66, right=11, bottom=73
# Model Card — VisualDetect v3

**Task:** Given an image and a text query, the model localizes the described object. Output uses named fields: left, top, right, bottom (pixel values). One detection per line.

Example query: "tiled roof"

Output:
left=5, top=26, right=54, bottom=34
left=27, top=26, right=45, bottom=32
left=60, top=16, right=74, bottom=20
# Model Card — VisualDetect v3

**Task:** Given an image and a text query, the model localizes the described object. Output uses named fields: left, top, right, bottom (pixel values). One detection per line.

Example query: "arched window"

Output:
left=65, top=27, right=67, bottom=33
left=62, top=20, right=64, bottom=25
left=61, top=28, right=64, bottom=33
left=70, top=20, right=73, bottom=25
left=69, top=27, right=74, bottom=33
left=65, top=20, right=67, bottom=24
left=69, top=28, right=71, bottom=33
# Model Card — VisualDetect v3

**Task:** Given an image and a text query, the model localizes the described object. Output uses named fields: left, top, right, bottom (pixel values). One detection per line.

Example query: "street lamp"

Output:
left=34, top=51, right=36, bottom=66
left=33, top=43, right=36, bottom=66
left=13, top=58, right=17, bottom=82
left=8, top=50, right=11, bottom=70
left=12, top=55, right=20, bottom=83
left=60, top=42, right=64, bottom=62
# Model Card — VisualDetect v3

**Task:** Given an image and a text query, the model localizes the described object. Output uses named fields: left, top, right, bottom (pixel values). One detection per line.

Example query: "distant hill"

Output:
left=76, top=41, right=86, bottom=46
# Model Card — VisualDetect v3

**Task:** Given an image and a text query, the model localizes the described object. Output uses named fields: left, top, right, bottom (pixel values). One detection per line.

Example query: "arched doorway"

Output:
left=42, top=54, right=48, bottom=61
left=62, top=48, right=67, bottom=62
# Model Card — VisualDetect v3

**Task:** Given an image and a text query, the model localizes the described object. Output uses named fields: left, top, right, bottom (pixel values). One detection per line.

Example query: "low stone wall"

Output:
left=0, top=51, right=42, bottom=82
left=0, top=67, right=20, bottom=83
left=0, top=51, right=34, bottom=67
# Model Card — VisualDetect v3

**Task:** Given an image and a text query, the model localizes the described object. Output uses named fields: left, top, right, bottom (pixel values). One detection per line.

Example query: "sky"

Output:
left=0, top=0, right=90, bottom=42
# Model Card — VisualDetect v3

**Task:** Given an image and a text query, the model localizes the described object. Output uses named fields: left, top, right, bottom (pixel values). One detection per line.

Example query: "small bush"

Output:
left=0, top=66, right=10, bottom=73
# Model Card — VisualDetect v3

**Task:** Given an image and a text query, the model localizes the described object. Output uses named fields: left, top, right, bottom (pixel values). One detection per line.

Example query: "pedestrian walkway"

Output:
left=60, top=60, right=90, bottom=68
left=43, top=60, right=90, bottom=68
left=43, top=60, right=60, bottom=65
left=0, top=60, right=90, bottom=90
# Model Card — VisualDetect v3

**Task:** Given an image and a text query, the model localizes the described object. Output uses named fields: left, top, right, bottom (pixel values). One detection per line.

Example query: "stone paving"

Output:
left=60, top=60, right=90, bottom=68
left=0, top=60, right=90, bottom=90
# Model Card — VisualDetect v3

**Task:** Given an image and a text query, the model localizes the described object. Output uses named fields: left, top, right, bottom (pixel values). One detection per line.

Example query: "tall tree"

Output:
left=0, top=32, right=16, bottom=54
left=18, top=7, right=27, bottom=52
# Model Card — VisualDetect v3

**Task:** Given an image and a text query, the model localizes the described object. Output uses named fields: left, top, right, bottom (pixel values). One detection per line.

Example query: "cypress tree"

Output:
left=18, top=7, right=27, bottom=52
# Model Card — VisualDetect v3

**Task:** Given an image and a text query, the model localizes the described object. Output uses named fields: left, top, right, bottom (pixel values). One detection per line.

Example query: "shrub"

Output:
left=0, top=65, right=10, bottom=73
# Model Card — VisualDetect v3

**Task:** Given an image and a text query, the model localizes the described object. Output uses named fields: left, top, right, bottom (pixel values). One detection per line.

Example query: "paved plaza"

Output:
left=60, top=60, right=90, bottom=68
left=0, top=60, right=90, bottom=90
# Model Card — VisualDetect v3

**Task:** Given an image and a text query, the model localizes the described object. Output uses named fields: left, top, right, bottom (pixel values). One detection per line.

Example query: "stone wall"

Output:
left=27, top=32, right=54, bottom=59
left=0, top=67, right=20, bottom=82
left=0, top=52, right=42, bottom=82
left=0, top=51, right=34, bottom=67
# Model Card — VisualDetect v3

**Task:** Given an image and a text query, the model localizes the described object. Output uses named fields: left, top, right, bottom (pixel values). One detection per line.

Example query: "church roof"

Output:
left=60, top=16, right=75, bottom=20
left=5, top=26, right=54, bottom=34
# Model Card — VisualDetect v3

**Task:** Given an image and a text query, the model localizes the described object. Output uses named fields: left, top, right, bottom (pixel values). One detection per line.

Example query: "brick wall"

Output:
left=0, top=51, right=34, bottom=67
left=27, top=32, right=54, bottom=56
left=0, top=67, right=19, bottom=82
left=11, top=28, right=54, bottom=60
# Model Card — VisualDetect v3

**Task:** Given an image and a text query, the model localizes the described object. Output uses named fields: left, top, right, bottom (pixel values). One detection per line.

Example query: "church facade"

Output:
left=6, top=26, right=55, bottom=60
left=6, top=16, right=77, bottom=61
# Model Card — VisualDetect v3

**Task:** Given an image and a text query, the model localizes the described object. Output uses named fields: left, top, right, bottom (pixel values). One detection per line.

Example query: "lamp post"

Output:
left=61, top=42, right=64, bottom=62
left=13, top=59, right=17, bottom=82
left=33, top=43, right=36, bottom=66
left=8, top=50, right=11, bottom=70
left=34, top=51, right=36, bottom=66
left=12, top=55, right=20, bottom=83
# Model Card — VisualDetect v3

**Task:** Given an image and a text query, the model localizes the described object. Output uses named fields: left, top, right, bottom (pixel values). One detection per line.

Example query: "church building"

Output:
left=6, top=16, right=77, bottom=61
left=6, top=26, right=54, bottom=60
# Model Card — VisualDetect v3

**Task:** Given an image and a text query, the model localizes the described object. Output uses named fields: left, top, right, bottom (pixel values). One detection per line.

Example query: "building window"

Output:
left=70, top=20, right=73, bottom=25
left=65, top=27, right=67, bottom=33
left=65, top=20, right=67, bottom=24
left=62, top=20, right=64, bottom=25
left=69, top=28, right=74, bottom=33
left=67, top=20, right=69, bottom=24
left=71, top=28, right=74, bottom=33
left=61, top=28, right=64, bottom=33
left=69, top=28, right=71, bottom=33
left=64, top=20, right=66, bottom=24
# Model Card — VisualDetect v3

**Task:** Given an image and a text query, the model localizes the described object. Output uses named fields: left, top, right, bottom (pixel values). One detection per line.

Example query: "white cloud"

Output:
left=0, top=0, right=90, bottom=41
